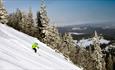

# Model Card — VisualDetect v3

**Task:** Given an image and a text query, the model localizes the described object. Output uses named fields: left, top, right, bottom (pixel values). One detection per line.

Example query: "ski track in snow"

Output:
left=0, top=24, right=82, bottom=70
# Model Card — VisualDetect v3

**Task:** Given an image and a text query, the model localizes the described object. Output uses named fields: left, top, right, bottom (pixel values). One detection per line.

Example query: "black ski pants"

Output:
left=33, top=48, right=37, bottom=53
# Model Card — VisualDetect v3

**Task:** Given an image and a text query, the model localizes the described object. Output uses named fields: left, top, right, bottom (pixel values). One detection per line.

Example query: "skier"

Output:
left=32, top=42, right=39, bottom=53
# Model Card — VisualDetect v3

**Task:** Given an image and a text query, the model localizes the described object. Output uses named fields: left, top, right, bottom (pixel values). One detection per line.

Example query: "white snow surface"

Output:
left=69, top=32, right=84, bottom=35
left=75, top=38, right=110, bottom=47
left=72, top=27, right=82, bottom=30
left=72, top=27, right=87, bottom=30
left=0, top=24, right=82, bottom=70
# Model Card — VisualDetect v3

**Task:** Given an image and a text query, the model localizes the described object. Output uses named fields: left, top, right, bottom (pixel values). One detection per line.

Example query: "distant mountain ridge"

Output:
left=58, top=22, right=115, bottom=29
left=58, top=22, right=115, bottom=41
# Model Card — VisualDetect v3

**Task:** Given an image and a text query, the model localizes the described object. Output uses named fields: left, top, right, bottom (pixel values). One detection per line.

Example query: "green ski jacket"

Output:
left=32, top=43, right=39, bottom=49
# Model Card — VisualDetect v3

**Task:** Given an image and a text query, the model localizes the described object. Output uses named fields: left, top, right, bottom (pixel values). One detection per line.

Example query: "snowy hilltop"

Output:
left=0, top=24, right=82, bottom=70
left=74, top=31, right=110, bottom=48
left=75, top=38, right=110, bottom=47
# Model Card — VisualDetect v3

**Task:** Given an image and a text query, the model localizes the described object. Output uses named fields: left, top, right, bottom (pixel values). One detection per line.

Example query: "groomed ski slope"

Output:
left=0, top=24, right=82, bottom=70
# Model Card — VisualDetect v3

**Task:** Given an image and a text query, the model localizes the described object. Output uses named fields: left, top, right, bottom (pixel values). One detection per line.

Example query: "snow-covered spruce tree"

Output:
left=28, top=7, right=34, bottom=25
left=104, top=45, right=115, bottom=70
left=90, top=31, right=106, bottom=70
left=19, top=10, right=35, bottom=37
left=60, top=33, right=76, bottom=58
left=8, top=8, right=35, bottom=37
left=106, top=54, right=113, bottom=70
left=0, top=0, right=8, bottom=24
left=36, top=0, right=49, bottom=41
left=45, top=25, right=62, bottom=49
left=91, top=32, right=102, bottom=69
left=72, top=31, right=106, bottom=70
left=7, top=13, right=17, bottom=28
left=7, top=8, right=22, bottom=31
left=19, top=12, right=28, bottom=32
left=24, top=7, right=34, bottom=36
left=36, top=0, right=61, bottom=48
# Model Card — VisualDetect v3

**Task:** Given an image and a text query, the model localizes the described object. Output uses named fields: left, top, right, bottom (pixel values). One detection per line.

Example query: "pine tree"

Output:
left=36, top=0, right=62, bottom=49
left=45, top=25, right=62, bottom=49
left=20, top=12, right=27, bottom=32
left=28, top=7, right=34, bottom=24
left=61, top=33, right=76, bottom=57
left=15, top=8, right=22, bottom=31
left=26, top=7, right=34, bottom=36
left=106, top=54, right=113, bottom=70
left=7, top=13, right=17, bottom=28
left=90, top=31, right=104, bottom=70
left=7, top=8, right=36, bottom=37
left=7, top=8, right=22, bottom=31
left=36, top=0, right=49, bottom=41
left=0, top=0, right=8, bottom=24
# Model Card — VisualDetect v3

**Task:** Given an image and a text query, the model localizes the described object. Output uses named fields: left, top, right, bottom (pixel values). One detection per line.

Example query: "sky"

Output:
left=3, top=0, right=115, bottom=26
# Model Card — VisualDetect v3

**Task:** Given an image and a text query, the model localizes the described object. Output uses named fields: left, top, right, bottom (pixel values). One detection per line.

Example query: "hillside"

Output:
left=58, top=22, right=115, bottom=41
left=0, top=24, right=82, bottom=70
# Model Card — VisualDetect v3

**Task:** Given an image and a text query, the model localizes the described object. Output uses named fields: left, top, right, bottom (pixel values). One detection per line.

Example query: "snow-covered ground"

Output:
left=72, top=27, right=87, bottom=30
left=75, top=38, right=110, bottom=47
left=69, top=32, right=84, bottom=35
left=0, top=24, right=82, bottom=70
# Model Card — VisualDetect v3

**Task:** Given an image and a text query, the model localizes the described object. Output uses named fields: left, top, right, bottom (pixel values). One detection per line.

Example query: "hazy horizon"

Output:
left=3, top=0, right=115, bottom=26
